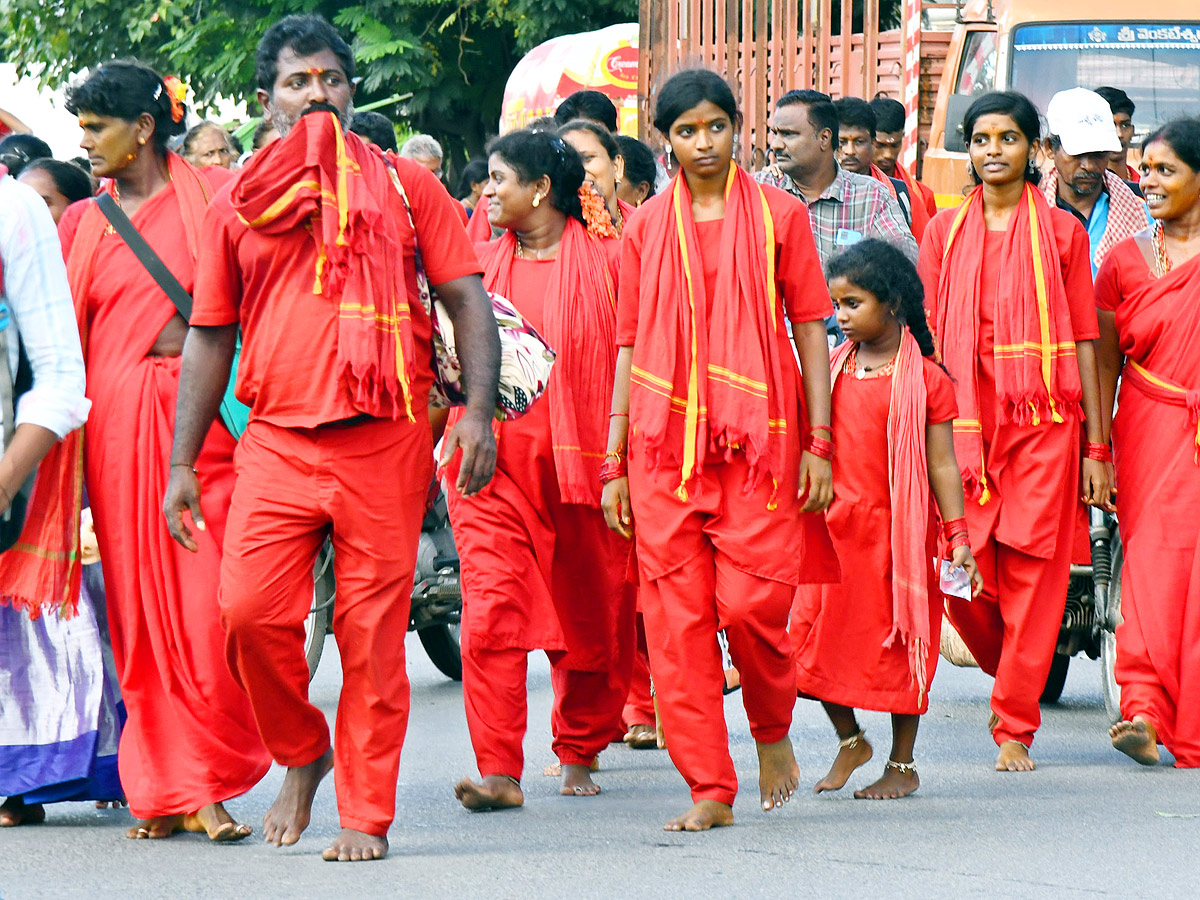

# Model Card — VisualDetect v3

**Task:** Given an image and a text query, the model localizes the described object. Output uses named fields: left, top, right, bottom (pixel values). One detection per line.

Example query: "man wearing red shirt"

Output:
left=163, top=14, right=500, bottom=863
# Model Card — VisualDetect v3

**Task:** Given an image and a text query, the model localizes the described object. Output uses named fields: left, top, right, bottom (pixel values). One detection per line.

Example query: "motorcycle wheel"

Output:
left=305, top=542, right=336, bottom=681
left=1100, top=537, right=1123, bottom=724
left=1040, top=651, right=1070, bottom=704
left=418, top=622, right=462, bottom=681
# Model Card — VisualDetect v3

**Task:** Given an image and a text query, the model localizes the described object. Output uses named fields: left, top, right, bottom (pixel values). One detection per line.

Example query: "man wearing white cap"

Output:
left=1042, top=87, right=1149, bottom=277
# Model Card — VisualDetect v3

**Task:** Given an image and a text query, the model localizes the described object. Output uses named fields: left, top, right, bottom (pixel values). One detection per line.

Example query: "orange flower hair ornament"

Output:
left=579, top=183, right=619, bottom=239
left=161, top=76, right=187, bottom=123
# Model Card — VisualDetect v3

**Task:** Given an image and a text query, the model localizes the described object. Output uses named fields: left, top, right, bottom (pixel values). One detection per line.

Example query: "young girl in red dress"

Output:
left=791, top=240, right=983, bottom=799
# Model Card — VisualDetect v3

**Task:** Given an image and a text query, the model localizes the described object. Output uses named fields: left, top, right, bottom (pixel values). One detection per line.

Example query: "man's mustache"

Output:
left=301, top=101, right=342, bottom=118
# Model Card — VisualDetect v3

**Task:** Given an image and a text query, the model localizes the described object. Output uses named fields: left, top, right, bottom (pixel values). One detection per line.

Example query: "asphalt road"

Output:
left=1, top=634, right=1197, bottom=899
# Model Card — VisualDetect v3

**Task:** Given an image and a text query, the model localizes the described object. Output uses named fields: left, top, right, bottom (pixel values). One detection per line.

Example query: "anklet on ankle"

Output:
left=885, top=759, right=916, bottom=775
left=838, top=729, right=865, bottom=750
left=503, top=775, right=520, bottom=786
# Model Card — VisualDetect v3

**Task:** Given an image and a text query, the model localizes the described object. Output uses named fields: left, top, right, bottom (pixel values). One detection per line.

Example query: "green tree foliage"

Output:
left=0, top=0, right=636, bottom=166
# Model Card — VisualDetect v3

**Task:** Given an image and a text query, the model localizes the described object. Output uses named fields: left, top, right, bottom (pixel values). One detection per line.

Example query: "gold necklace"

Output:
left=845, top=344, right=899, bottom=380
left=1153, top=220, right=1172, bottom=277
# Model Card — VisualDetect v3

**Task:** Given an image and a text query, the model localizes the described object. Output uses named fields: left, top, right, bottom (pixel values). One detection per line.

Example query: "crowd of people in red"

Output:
left=1, top=12, right=1197, bottom=861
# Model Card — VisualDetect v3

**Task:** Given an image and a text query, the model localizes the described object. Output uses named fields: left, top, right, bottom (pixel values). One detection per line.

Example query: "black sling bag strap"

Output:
left=95, top=192, right=193, bottom=320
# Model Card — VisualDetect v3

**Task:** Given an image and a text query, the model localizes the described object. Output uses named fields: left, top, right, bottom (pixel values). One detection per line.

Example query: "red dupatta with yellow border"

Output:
left=629, top=165, right=790, bottom=502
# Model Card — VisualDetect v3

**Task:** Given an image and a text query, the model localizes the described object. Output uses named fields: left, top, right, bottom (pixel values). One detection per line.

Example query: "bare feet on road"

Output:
left=995, top=740, right=1036, bottom=772
left=664, top=800, right=734, bottom=832
left=184, top=802, right=253, bottom=842
left=322, top=828, right=388, bottom=862
left=0, top=797, right=46, bottom=827
left=125, top=815, right=184, bottom=839
left=1110, top=716, right=1160, bottom=765
left=854, top=765, right=919, bottom=799
left=264, top=748, right=333, bottom=846
left=455, top=775, right=524, bottom=811
left=757, top=738, right=799, bottom=810
left=814, top=732, right=873, bottom=793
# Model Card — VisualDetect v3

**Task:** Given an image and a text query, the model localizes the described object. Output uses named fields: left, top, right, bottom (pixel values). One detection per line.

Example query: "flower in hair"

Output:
left=162, top=76, right=187, bottom=123
left=579, top=184, right=619, bottom=239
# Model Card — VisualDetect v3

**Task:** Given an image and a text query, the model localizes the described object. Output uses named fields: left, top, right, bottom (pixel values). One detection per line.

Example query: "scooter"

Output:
left=303, top=486, right=462, bottom=681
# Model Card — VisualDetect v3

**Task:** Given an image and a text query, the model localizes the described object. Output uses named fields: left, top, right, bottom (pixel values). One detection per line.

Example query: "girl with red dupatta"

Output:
left=1095, top=119, right=1200, bottom=768
left=602, top=70, right=837, bottom=832
left=791, top=239, right=982, bottom=801
left=917, top=91, right=1114, bottom=773
left=449, top=130, right=635, bottom=810
left=58, top=62, right=270, bottom=840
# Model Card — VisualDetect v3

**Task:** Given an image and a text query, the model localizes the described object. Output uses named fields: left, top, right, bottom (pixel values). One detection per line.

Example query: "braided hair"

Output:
left=825, top=239, right=943, bottom=368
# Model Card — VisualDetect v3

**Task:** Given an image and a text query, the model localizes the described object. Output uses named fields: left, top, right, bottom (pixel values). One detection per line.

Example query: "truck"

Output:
left=639, top=0, right=1200, bottom=205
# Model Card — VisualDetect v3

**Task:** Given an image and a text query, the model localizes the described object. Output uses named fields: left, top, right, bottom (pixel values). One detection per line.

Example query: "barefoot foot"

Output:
left=757, top=738, right=800, bottom=811
left=95, top=799, right=127, bottom=810
left=814, top=731, right=873, bottom=794
left=664, top=799, right=734, bottom=832
left=0, top=797, right=45, bottom=827
left=624, top=723, right=658, bottom=750
left=455, top=775, right=524, bottom=811
left=560, top=764, right=601, bottom=797
left=543, top=757, right=599, bottom=777
left=1110, top=716, right=1160, bottom=766
left=183, top=802, right=253, bottom=842
left=264, top=748, right=333, bottom=846
left=125, top=815, right=185, bottom=839
left=995, top=740, right=1036, bottom=772
left=321, top=828, right=387, bottom=862
left=854, top=763, right=920, bottom=799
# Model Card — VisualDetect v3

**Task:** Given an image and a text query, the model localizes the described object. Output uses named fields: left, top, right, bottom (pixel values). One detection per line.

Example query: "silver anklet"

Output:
left=885, top=759, right=916, bottom=775
left=838, top=729, right=866, bottom=750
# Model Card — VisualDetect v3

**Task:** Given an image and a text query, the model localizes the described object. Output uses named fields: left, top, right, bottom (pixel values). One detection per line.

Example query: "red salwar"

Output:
left=1096, top=240, right=1200, bottom=766
left=59, top=160, right=270, bottom=818
left=191, top=125, right=482, bottom=834
left=919, top=205, right=1098, bottom=748
left=792, top=355, right=957, bottom=714
left=448, top=252, right=635, bottom=779
left=618, top=170, right=835, bottom=807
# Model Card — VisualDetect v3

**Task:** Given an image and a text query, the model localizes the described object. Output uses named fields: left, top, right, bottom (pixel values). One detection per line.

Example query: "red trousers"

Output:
left=219, top=416, right=432, bottom=836
left=622, top=614, right=656, bottom=729
left=945, top=536, right=1071, bottom=747
left=630, top=449, right=802, bottom=808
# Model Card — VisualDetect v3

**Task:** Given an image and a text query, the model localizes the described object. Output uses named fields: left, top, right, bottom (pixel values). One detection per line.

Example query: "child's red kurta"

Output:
left=918, top=206, right=1098, bottom=748
left=618, top=171, right=836, bottom=807
left=1095, top=238, right=1200, bottom=767
left=792, top=356, right=957, bottom=714
left=448, top=245, right=635, bottom=779
left=59, top=164, right=271, bottom=819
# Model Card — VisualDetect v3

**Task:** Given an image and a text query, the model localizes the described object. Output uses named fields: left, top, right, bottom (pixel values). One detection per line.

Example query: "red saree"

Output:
left=1095, top=238, right=1200, bottom=766
left=60, top=155, right=270, bottom=817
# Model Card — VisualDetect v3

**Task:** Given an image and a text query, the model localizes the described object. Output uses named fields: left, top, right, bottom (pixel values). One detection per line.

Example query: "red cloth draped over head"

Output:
left=477, top=220, right=616, bottom=506
left=933, top=184, right=1083, bottom=502
left=0, top=155, right=209, bottom=619
left=830, top=331, right=934, bottom=698
left=629, top=165, right=790, bottom=502
left=231, top=112, right=416, bottom=421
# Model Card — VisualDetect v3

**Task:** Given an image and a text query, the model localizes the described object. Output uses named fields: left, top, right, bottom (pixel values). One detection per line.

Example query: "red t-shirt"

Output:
left=615, top=185, right=830, bottom=345
left=191, top=158, right=482, bottom=427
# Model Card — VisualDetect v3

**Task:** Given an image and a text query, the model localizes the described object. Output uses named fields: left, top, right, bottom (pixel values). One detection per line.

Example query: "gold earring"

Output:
left=125, top=151, right=137, bottom=163
left=532, top=195, right=542, bottom=208
left=138, top=136, right=146, bottom=146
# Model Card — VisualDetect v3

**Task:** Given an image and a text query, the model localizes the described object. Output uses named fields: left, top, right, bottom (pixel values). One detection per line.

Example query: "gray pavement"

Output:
left=1, top=634, right=1197, bottom=899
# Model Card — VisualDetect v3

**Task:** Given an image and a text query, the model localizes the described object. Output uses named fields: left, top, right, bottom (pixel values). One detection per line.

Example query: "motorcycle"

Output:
left=1039, top=508, right=1122, bottom=723
left=303, top=486, right=463, bottom=681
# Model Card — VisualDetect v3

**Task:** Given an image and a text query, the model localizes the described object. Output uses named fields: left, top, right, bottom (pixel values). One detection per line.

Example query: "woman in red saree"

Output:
left=917, top=91, right=1113, bottom=773
left=559, top=120, right=635, bottom=237
left=449, top=129, right=634, bottom=810
left=602, top=69, right=837, bottom=832
left=1095, top=119, right=1200, bottom=767
left=60, top=62, right=270, bottom=839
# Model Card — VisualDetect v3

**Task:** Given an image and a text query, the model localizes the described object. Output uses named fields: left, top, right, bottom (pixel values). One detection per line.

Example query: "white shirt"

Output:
left=0, top=173, right=89, bottom=441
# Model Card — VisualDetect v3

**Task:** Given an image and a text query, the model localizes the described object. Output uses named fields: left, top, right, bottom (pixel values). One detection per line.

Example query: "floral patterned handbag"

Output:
left=388, top=168, right=555, bottom=420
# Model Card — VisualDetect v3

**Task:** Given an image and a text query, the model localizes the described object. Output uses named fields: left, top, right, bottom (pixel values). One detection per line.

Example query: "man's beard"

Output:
left=1068, top=173, right=1102, bottom=199
left=273, top=98, right=355, bottom=137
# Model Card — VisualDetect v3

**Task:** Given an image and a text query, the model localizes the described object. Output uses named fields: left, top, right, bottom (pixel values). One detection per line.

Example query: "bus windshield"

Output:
left=1010, top=23, right=1200, bottom=142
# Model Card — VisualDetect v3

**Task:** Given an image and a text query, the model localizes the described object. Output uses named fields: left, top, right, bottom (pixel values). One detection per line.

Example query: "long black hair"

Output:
left=64, top=61, right=187, bottom=154
left=454, top=158, right=489, bottom=201
left=20, top=158, right=94, bottom=205
left=486, top=129, right=586, bottom=223
left=825, top=239, right=941, bottom=365
left=615, top=135, right=657, bottom=199
left=961, top=90, right=1042, bottom=186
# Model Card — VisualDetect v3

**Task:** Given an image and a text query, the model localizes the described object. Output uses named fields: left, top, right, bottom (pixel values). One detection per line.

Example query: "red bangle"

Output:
left=1084, top=442, right=1113, bottom=463
left=806, top=435, right=835, bottom=461
left=609, top=412, right=629, bottom=418
left=599, top=458, right=628, bottom=483
left=941, top=517, right=968, bottom=541
left=948, top=533, right=971, bottom=551
left=810, top=424, right=832, bottom=434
